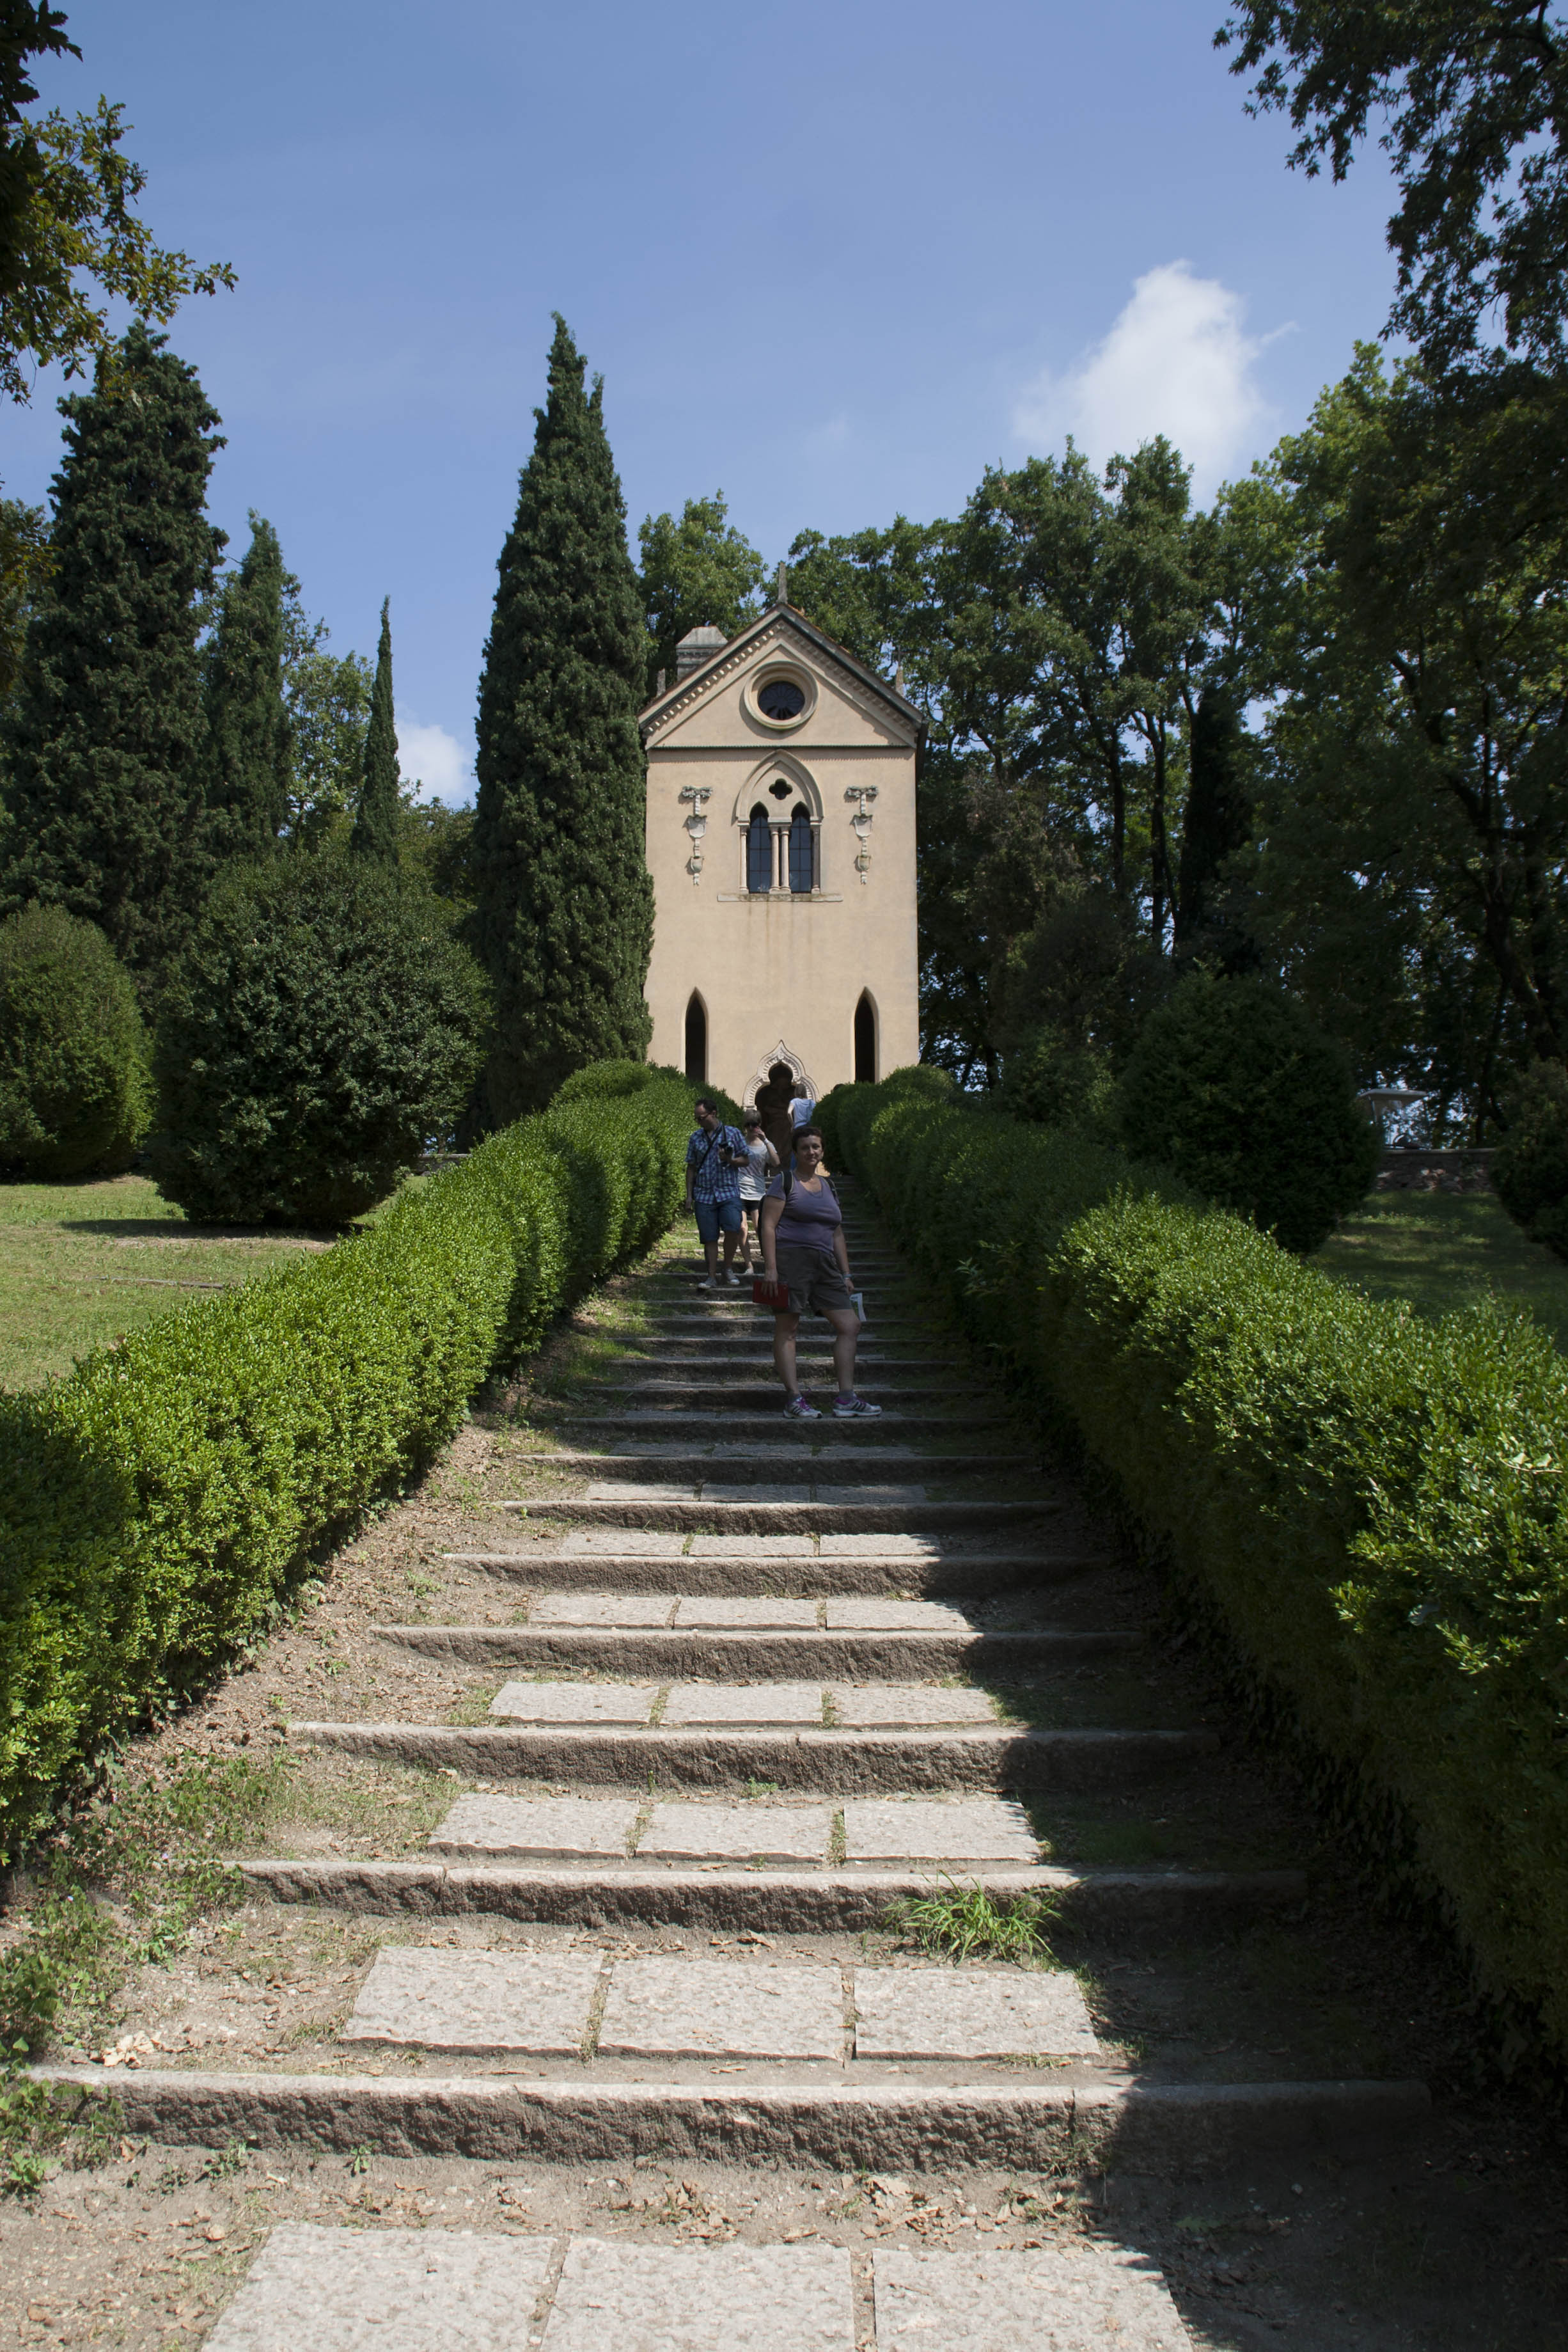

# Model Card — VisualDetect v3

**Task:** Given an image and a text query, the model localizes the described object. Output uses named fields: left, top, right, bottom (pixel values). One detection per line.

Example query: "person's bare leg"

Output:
left=829, top=1307, right=858, bottom=1396
left=774, top=1312, right=800, bottom=1396
left=703, top=1231, right=719, bottom=1281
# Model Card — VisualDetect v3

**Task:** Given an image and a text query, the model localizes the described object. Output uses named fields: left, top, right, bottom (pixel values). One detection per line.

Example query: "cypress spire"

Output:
left=0, top=321, right=224, bottom=985
left=471, top=315, right=652, bottom=1120
left=350, top=598, right=399, bottom=863
left=205, top=512, right=289, bottom=865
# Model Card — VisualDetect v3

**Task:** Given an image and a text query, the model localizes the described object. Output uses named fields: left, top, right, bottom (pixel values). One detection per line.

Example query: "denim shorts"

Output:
left=776, top=1243, right=855, bottom=1316
left=694, top=1196, right=743, bottom=1244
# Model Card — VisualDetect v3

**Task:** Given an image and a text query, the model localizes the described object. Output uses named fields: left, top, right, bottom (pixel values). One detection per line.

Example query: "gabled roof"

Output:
left=639, top=602, right=925, bottom=742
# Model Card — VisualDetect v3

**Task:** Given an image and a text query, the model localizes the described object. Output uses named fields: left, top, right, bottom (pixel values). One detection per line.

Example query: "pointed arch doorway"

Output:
left=684, top=993, right=707, bottom=1084
left=854, top=991, right=877, bottom=1084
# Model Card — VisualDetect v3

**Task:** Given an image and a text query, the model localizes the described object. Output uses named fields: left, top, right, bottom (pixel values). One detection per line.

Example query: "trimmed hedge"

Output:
left=822, top=1069, right=1568, bottom=2068
left=0, top=904, right=152, bottom=1178
left=0, top=1067, right=693, bottom=1856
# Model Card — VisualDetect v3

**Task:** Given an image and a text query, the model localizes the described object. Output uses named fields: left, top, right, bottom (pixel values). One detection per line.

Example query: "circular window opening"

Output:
left=757, top=677, right=806, bottom=720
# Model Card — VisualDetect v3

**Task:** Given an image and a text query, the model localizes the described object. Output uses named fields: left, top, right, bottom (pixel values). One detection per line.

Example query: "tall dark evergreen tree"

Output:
left=0, top=320, right=223, bottom=983
left=1173, top=686, right=1253, bottom=965
left=350, top=597, right=398, bottom=864
left=471, top=315, right=652, bottom=1119
left=205, top=511, right=288, bottom=866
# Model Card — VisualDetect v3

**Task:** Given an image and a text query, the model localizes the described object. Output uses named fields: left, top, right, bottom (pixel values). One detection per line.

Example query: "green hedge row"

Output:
left=822, top=1071, right=1568, bottom=2068
left=0, top=1068, right=697, bottom=1858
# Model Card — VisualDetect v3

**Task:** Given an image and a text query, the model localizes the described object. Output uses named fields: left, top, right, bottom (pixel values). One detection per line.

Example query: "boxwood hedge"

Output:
left=0, top=1068, right=694, bottom=1857
left=822, top=1069, right=1568, bottom=2069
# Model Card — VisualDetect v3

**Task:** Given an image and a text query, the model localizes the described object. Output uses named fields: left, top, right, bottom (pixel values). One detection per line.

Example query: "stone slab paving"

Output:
left=343, top=1947, right=600, bottom=2053
left=595, top=1954, right=845, bottom=2060
left=639, top=1801, right=833, bottom=1862
left=824, top=1598, right=975, bottom=1630
left=853, top=1967, right=1100, bottom=2059
left=829, top=1685, right=998, bottom=1727
left=560, top=1529, right=688, bottom=1555
left=671, top=1595, right=821, bottom=1627
left=819, top=1534, right=949, bottom=1556
left=872, top=2244, right=1193, bottom=2350
left=489, top=1681, right=659, bottom=1722
left=663, top=1682, right=827, bottom=1725
left=533, top=1593, right=674, bottom=1626
left=841, top=1797, right=1040, bottom=1865
left=204, top=2223, right=554, bottom=2351
left=544, top=2238, right=854, bottom=2352
left=689, top=1533, right=818, bottom=1557
left=428, top=1795, right=639, bottom=1858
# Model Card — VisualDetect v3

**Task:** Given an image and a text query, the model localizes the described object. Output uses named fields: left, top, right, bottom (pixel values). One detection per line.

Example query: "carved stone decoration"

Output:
left=845, top=784, right=879, bottom=883
left=679, top=785, right=711, bottom=883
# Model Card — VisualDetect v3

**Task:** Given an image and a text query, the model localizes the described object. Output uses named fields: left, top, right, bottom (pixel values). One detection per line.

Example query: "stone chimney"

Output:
left=675, top=624, right=727, bottom=681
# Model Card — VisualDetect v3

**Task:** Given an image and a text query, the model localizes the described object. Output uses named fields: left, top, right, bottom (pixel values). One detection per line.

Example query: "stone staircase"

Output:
left=54, top=1187, right=1429, bottom=2349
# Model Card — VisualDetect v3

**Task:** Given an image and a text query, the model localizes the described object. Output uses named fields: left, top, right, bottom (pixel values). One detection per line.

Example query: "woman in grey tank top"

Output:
left=758, top=1126, right=881, bottom=1421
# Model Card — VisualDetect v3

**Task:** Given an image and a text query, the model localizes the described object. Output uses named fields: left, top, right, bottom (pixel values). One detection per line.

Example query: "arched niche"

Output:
left=684, top=991, right=707, bottom=1084
left=730, top=752, right=822, bottom=825
left=854, top=991, right=877, bottom=1084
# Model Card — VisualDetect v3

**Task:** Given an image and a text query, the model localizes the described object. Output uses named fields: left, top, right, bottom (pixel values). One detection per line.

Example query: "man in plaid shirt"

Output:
left=685, top=1095, right=748, bottom=1290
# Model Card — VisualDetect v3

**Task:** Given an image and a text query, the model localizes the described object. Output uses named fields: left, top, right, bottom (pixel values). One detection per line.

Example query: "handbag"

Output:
left=752, top=1274, right=791, bottom=1311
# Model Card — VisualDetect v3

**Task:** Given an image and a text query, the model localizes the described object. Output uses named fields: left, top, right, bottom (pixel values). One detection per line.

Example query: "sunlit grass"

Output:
left=1313, top=1189, right=1568, bottom=1348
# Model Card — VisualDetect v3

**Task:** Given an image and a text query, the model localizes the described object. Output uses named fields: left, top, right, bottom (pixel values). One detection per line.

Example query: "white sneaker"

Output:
left=724, top=1271, right=742, bottom=1288
left=696, top=1277, right=717, bottom=1291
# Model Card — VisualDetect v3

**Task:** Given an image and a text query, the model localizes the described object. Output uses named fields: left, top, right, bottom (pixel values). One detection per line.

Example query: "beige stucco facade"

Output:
left=639, top=603, right=923, bottom=1109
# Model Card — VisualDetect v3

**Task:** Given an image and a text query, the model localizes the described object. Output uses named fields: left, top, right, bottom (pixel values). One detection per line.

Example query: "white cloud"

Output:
left=396, top=718, right=474, bottom=807
left=1012, top=262, right=1282, bottom=493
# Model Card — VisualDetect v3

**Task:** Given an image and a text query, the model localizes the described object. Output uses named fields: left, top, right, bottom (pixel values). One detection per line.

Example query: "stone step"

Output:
left=495, top=1498, right=1067, bottom=1534
left=450, top=1543, right=1104, bottom=1597
left=505, top=1449, right=1036, bottom=1483
left=290, top=1718, right=1219, bottom=1792
left=198, top=2222, right=1216, bottom=2352
left=241, top=1854, right=1309, bottom=1934
left=541, top=1416, right=1005, bottom=1446
left=635, top=1314, right=933, bottom=1335
left=373, top=1623, right=1140, bottom=1679
left=52, top=2062, right=1430, bottom=2170
left=610, top=1339, right=937, bottom=1358
left=595, top=1380, right=991, bottom=1403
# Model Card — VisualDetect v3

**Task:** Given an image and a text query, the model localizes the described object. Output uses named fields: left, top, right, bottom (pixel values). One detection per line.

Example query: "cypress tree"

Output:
left=471, top=315, right=652, bottom=1119
left=1173, top=686, right=1253, bottom=965
left=1, top=320, right=224, bottom=985
left=205, top=512, right=289, bottom=866
left=350, top=597, right=399, bottom=863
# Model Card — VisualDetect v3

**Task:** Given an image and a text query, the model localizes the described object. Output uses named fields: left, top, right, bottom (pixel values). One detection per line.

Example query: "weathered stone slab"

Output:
left=841, top=1798, right=1039, bottom=1865
left=701, top=1483, right=817, bottom=1504
left=872, top=2244, right=1193, bottom=2350
left=205, top=2223, right=554, bottom=2351
left=586, top=1481, right=696, bottom=1502
left=544, top=2237, right=853, bottom=2352
left=672, top=1596, right=820, bottom=1629
left=663, top=1683, right=826, bottom=1725
left=689, top=1533, right=817, bottom=1557
left=533, top=1593, right=673, bottom=1627
left=343, top=1947, right=600, bottom=2053
left=489, top=1682, right=657, bottom=1723
left=429, top=1796, right=638, bottom=1858
left=560, top=1530, right=687, bottom=1556
left=813, top=1485, right=935, bottom=1508
left=829, top=1686, right=997, bottom=1727
left=853, top=1967, right=1099, bottom=2059
left=824, top=1599, right=973, bottom=1631
left=595, top=1955, right=845, bottom=2060
left=818, top=1535, right=944, bottom=1556
left=639, top=1803, right=832, bottom=1863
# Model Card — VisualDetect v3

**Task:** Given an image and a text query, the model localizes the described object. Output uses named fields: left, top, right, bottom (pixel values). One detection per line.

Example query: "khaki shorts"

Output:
left=776, top=1244, right=855, bottom=1317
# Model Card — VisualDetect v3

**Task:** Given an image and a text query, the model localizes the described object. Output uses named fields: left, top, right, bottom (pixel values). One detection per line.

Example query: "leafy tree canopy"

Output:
left=638, top=492, right=766, bottom=698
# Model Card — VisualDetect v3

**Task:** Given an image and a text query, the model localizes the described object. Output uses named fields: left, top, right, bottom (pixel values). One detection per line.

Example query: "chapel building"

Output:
left=639, top=588, right=923, bottom=1126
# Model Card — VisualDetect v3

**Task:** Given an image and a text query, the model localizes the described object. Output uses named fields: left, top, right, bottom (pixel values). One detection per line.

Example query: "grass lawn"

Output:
left=0, top=1174, right=331, bottom=1390
left=1313, top=1188, right=1568, bottom=1350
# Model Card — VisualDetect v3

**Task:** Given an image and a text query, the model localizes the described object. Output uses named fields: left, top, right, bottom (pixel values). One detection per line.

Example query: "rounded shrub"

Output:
left=0, top=903, right=151, bottom=1178
left=1114, top=968, right=1378, bottom=1254
left=997, top=1028, right=1115, bottom=1137
left=1493, top=1061, right=1568, bottom=1259
left=150, top=852, right=491, bottom=1226
left=553, top=1059, right=687, bottom=1105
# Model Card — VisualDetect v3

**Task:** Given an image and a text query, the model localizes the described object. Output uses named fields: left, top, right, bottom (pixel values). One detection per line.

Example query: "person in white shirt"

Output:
left=787, top=1091, right=816, bottom=1171
left=735, top=1114, right=780, bottom=1270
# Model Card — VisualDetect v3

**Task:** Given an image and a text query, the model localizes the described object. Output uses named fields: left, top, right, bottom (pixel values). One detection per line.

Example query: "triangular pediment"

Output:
left=639, top=605, right=923, bottom=747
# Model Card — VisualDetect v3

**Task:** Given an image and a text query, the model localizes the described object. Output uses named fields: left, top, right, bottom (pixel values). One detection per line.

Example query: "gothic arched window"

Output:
left=854, top=990, right=877, bottom=1083
left=788, top=805, right=814, bottom=894
left=746, top=804, right=772, bottom=894
left=684, top=993, right=707, bottom=1082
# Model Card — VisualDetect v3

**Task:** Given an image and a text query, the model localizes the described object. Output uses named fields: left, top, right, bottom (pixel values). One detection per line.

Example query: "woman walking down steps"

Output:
left=33, top=1172, right=1524, bottom=2352
left=758, top=1124, right=881, bottom=1421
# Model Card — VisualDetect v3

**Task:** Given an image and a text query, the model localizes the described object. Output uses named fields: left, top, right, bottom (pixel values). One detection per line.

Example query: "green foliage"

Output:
left=888, top=1878, right=1060, bottom=1966
left=0, top=901, right=149, bottom=1176
left=471, top=316, right=653, bottom=1123
left=150, top=849, right=490, bottom=1226
left=0, top=1066, right=695, bottom=1854
left=827, top=1070, right=1568, bottom=2069
left=0, top=322, right=224, bottom=984
left=638, top=492, right=766, bottom=697
left=1173, top=686, right=1252, bottom=959
left=0, top=491, right=47, bottom=709
left=350, top=599, right=398, bottom=864
left=997, top=1027, right=1115, bottom=1136
left=204, top=512, right=288, bottom=865
left=1493, top=1061, right=1568, bottom=1260
left=1115, top=968, right=1379, bottom=1253
left=281, top=633, right=372, bottom=852
left=0, top=7, right=233, bottom=406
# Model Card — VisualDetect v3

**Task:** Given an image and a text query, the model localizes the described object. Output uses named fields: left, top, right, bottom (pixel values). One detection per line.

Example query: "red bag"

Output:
left=752, top=1275, right=791, bottom=1311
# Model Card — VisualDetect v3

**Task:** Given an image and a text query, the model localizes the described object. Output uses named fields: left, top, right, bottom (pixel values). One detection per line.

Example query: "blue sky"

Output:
left=4, top=0, right=1399, bottom=802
